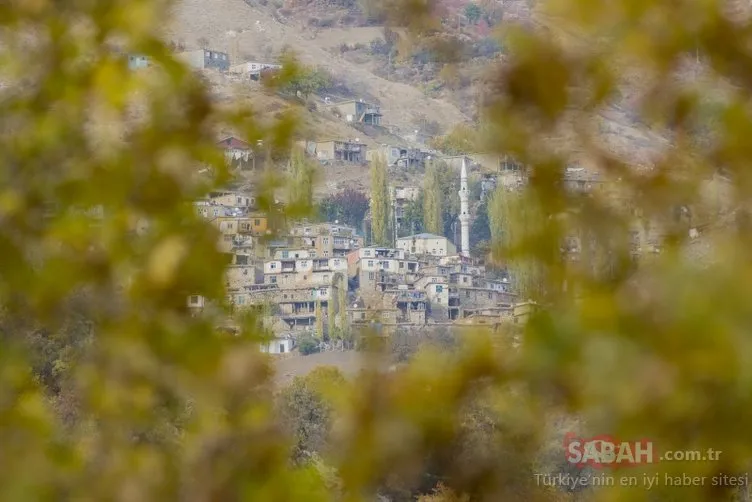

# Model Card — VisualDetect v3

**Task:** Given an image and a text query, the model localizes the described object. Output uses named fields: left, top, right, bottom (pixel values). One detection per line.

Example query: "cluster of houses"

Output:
left=190, top=178, right=530, bottom=355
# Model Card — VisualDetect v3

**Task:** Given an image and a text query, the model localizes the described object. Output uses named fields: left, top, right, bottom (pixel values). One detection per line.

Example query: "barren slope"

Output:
left=167, top=0, right=468, bottom=134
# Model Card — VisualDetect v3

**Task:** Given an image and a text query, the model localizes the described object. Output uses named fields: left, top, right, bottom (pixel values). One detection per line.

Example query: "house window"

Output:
left=279, top=343, right=285, bottom=353
left=323, top=251, right=329, bottom=257
left=189, top=295, right=200, bottom=305
left=463, top=277, right=468, bottom=283
left=254, top=219, right=261, bottom=226
left=368, top=272, right=375, bottom=280
left=323, top=275, right=329, bottom=281
left=300, top=260, right=308, bottom=266
left=236, top=296, right=245, bottom=305
left=236, top=197, right=242, bottom=204
left=466, top=291, right=471, bottom=298
left=488, top=292, right=492, bottom=299
left=399, top=262, right=404, bottom=269
left=270, top=263, right=277, bottom=269
left=282, top=251, right=289, bottom=258
left=271, top=276, right=277, bottom=283
left=367, top=260, right=374, bottom=267
left=436, top=285, right=443, bottom=293
left=323, top=238, right=329, bottom=244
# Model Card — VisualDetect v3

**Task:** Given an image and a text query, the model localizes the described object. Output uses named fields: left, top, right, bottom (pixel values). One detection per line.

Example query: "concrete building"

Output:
left=325, top=99, right=382, bottom=125
left=396, top=233, right=457, bottom=257
left=313, top=139, right=367, bottom=163
left=260, top=333, right=295, bottom=354
left=179, top=49, right=230, bottom=72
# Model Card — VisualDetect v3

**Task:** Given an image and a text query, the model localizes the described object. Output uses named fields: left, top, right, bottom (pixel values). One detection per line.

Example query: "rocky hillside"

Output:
left=167, top=0, right=469, bottom=137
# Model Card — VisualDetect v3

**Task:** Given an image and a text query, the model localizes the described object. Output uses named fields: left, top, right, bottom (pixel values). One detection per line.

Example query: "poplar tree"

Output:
left=287, top=146, right=315, bottom=218
left=488, top=187, right=545, bottom=300
left=327, top=290, right=336, bottom=340
left=423, top=160, right=443, bottom=235
left=315, top=299, right=323, bottom=340
left=337, top=273, right=349, bottom=345
left=370, top=153, right=390, bottom=245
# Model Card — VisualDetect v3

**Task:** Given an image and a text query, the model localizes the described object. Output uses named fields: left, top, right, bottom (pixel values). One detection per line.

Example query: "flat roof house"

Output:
left=179, top=49, right=230, bottom=72
left=313, top=139, right=367, bottom=163
left=325, top=99, right=382, bottom=126
left=396, top=233, right=457, bottom=257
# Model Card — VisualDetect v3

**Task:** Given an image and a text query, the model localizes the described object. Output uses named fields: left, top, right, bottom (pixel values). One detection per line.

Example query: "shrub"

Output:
left=297, top=334, right=320, bottom=355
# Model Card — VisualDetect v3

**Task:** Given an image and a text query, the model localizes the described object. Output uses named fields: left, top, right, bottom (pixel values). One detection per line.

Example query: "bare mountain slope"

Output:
left=167, top=0, right=468, bottom=134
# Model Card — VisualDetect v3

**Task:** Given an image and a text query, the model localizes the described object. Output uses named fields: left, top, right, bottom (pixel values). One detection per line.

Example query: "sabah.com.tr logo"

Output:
left=564, top=433, right=722, bottom=469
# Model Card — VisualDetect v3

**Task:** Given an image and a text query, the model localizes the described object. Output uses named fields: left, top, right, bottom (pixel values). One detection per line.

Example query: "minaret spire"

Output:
left=459, top=158, right=470, bottom=258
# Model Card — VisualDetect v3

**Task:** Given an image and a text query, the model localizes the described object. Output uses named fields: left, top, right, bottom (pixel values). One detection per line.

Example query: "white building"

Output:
left=260, top=334, right=295, bottom=354
left=396, top=233, right=457, bottom=257
left=230, top=61, right=282, bottom=74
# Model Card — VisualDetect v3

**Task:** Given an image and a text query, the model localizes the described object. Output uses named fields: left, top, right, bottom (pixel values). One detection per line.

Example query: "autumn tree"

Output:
left=488, top=187, right=546, bottom=301
left=423, top=161, right=443, bottom=235
left=369, top=153, right=391, bottom=246
left=277, top=367, right=346, bottom=462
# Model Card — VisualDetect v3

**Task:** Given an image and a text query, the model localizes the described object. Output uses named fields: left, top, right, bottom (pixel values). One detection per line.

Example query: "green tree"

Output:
left=400, top=192, right=425, bottom=237
left=317, top=188, right=369, bottom=228
left=423, top=161, right=443, bottom=234
left=464, top=3, right=482, bottom=24
left=298, top=334, right=320, bottom=356
left=370, top=154, right=391, bottom=246
left=470, top=199, right=491, bottom=252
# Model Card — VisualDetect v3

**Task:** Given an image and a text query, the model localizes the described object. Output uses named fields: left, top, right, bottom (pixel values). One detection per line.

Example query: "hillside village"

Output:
left=125, top=0, right=732, bottom=356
